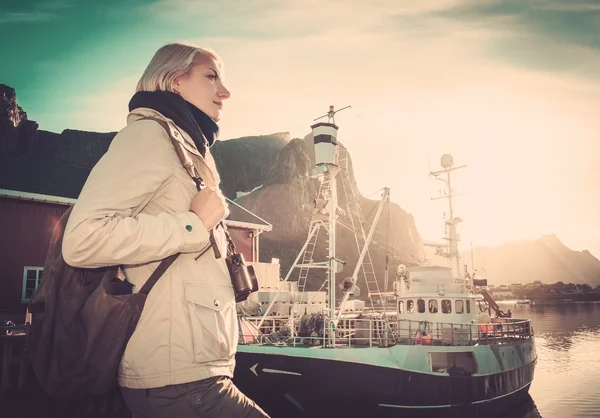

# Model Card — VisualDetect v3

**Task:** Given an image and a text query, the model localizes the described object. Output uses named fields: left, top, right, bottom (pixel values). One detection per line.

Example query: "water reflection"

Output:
left=499, top=301, right=600, bottom=417
left=497, top=395, right=542, bottom=418
left=392, top=394, right=542, bottom=418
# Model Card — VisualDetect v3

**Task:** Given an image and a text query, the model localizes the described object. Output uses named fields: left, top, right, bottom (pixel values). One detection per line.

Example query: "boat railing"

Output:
left=238, top=314, right=533, bottom=348
left=390, top=317, right=533, bottom=346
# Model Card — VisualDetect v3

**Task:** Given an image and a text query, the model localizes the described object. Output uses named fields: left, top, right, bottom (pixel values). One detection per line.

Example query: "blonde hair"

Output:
left=136, top=42, right=222, bottom=92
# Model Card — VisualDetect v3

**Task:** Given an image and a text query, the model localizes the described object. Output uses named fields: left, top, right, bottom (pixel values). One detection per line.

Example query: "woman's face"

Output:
left=174, top=56, right=230, bottom=122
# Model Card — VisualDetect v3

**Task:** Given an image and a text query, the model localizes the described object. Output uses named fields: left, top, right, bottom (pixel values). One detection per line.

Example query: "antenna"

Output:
left=314, top=105, right=352, bottom=125
left=428, top=154, right=467, bottom=280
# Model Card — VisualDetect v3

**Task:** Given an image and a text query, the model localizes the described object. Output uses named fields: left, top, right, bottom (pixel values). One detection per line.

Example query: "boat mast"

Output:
left=470, top=238, right=475, bottom=275
left=430, top=154, right=466, bottom=280
left=311, top=105, right=350, bottom=345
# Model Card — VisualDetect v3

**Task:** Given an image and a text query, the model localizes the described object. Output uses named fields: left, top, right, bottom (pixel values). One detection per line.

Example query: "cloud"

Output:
left=143, top=0, right=600, bottom=83
left=37, top=0, right=74, bottom=10
left=0, top=0, right=72, bottom=23
left=432, top=5, right=600, bottom=78
left=433, top=0, right=600, bottom=70
left=0, top=12, right=57, bottom=23
left=144, top=0, right=502, bottom=37
left=538, top=1, right=600, bottom=12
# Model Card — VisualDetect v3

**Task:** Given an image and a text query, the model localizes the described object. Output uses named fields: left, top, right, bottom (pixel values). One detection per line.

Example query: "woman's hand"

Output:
left=189, top=186, right=229, bottom=230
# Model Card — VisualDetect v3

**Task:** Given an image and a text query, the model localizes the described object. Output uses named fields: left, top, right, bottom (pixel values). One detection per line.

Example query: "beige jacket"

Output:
left=62, top=108, right=238, bottom=389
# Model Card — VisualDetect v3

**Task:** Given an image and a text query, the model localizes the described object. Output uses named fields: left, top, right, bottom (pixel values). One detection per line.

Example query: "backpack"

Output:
left=26, top=116, right=206, bottom=400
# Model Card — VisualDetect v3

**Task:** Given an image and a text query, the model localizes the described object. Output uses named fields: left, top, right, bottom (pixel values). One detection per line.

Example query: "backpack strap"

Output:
left=139, top=116, right=238, bottom=259
left=141, top=116, right=205, bottom=191
left=138, top=253, right=178, bottom=295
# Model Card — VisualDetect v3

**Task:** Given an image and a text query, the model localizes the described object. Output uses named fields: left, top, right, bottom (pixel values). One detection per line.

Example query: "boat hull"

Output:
left=233, top=339, right=536, bottom=417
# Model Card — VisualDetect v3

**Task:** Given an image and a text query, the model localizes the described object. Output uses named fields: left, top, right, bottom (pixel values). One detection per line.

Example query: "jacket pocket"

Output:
left=184, top=283, right=238, bottom=363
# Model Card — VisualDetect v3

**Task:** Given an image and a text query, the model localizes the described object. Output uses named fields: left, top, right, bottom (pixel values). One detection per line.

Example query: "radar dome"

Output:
left=441, top=154, right=454, bottom=169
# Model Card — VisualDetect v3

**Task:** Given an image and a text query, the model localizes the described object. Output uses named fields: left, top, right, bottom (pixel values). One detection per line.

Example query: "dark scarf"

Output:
left=128, top=91, right=219, bottom=157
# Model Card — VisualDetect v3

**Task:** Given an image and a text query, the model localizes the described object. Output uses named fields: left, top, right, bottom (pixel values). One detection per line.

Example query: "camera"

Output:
left=226, top=253, right=259, bottom=302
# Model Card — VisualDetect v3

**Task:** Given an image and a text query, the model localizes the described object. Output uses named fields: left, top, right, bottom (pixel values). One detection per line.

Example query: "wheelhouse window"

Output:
left=22, top=267, right=43, bottom=303
left=398, top=301, right=404, bottom=313
left=441, top=299, right=452, bottom=314
left=417, top=299, right=425, bottom=313
left=407, top=300, right=414, bottom=313
left=456, top=300, right=464, bottom=314
left=429, top=299, right=438, bottom=313
left=466, top=300, right=471, bottom=313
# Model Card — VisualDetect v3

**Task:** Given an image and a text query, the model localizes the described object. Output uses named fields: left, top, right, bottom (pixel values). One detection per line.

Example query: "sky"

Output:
left=2, top=0, right=599, bottom=257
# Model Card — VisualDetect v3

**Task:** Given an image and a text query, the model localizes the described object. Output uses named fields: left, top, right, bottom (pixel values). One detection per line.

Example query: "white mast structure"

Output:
left=429, top=154, right=467, bottom=282
left=311, top=106, right=345, bottom=336
left=255, top=105, right=389, bottom=346
left=255, top=106, right=349, bottom=344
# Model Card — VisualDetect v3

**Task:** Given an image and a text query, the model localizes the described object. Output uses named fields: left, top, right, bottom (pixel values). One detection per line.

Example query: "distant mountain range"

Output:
left=457, top=234, right=600, bottom=287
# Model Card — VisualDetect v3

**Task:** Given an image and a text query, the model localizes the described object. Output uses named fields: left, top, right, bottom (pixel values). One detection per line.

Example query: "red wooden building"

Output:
left=0, top=154, right=271, bottom=315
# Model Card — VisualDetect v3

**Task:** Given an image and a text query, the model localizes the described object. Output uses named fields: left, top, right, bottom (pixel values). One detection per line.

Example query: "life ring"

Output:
left=414, top=331, right=432, bottom=345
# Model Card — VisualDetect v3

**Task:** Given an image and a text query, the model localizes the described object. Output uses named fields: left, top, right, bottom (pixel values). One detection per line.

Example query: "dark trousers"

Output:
left=120, top=376, right=270, bottom=418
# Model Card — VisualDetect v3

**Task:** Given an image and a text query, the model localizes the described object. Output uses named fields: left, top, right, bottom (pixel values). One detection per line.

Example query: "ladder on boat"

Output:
left=338, top=147, right=386, bottom=312
left=297, top=174, right=331, bottom=294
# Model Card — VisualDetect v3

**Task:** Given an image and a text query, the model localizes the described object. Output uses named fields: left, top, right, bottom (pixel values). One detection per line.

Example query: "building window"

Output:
left=417, top=299, right=425, bottom=313
left=441, top=299, right=452, bottom=314
left=466, top=300, right=471, bottom=313
left=456, top=300, right=464, bottom=314
left=22, top=267, right=43, bottom=303
left=429, top=299, right=438, bottom=313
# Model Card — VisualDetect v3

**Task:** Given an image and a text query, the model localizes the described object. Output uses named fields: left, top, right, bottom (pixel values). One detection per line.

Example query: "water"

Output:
left=500, top=301, right=600, bottom=418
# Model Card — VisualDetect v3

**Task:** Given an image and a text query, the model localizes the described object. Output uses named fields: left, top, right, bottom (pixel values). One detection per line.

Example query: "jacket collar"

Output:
left=127, top=108, right=203, bottom=158
left=126, top=108, right=222, bottom=187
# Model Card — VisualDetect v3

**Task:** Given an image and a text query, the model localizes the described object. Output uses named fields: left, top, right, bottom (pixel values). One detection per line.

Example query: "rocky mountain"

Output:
left=0, top=84, right=288, bottom=195
left=211, top=132, right=290, bottom=199
left=459, top=234, right=600, bottom=286
left=0, top=84, right=39, bottom=155
left=233, top=132, right=424, bottom=296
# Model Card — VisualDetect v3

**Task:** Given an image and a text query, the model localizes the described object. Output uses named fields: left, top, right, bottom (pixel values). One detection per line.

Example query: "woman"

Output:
left=62, top=42, right=269, bottom=417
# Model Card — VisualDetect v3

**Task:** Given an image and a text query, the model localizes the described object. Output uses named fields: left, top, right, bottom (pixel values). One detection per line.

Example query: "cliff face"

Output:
left=232, top=136, right=424, bottom=296
left=0, top=84, right=39, bottom=155
left=32, top=130, right=116, bottom=168
left=211, top=132, right=291, bottom=199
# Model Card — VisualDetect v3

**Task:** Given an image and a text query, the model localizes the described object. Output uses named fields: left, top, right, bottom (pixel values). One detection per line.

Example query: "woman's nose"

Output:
left=218, top=83, right=231, bottom=99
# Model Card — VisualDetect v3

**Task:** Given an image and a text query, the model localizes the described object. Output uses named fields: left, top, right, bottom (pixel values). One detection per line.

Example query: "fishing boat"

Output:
left=233, top=107, right=537, bottom=417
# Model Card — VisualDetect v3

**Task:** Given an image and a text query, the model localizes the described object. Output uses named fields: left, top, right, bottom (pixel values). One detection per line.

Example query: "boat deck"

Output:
left=240, top=315, right=533, bottom=348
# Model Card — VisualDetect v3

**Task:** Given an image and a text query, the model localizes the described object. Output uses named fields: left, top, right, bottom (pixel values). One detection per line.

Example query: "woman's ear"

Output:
left=172, top=76, right=182, bottom=94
